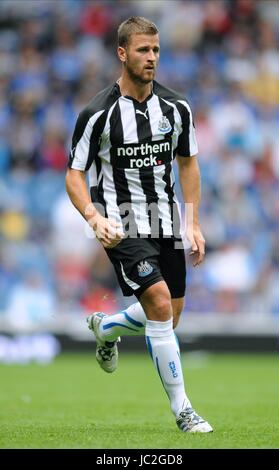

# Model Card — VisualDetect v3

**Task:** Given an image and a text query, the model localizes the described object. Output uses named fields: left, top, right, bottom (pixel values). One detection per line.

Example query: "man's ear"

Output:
left=117, top=46, right=126, bottom=63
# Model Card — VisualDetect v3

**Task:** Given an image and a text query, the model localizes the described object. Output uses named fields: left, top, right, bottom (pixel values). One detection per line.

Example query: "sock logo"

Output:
left=168, top=361, right=178, bottom=378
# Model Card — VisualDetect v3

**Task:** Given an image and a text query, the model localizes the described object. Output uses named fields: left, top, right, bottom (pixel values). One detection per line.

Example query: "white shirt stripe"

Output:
left=99, top=101, right=122, bottom=224
left=88, top=161, right=97, bottom=187
left=101, top=159, right=122, bottom=224
left=160, top=97, right=182, bottom=153
left=71, top=110, right=104, bottom=170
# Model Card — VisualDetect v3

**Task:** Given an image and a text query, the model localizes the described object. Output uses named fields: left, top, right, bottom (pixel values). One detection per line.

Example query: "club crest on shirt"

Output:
left=158, top=115, right=171, bottom=134
left=137, top=260, right=154, bottom=277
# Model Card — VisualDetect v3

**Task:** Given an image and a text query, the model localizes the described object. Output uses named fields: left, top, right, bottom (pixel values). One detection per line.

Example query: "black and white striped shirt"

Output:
left=69, top=80, right=198, bottom=238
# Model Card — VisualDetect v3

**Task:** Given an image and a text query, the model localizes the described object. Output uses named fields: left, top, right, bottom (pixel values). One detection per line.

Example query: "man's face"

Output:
left=119, top=33, right=160, bottom=84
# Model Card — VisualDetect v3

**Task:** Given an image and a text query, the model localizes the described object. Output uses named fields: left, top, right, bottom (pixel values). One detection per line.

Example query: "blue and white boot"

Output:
left=87, top=312, right=120, bottom=373
left=176, top=406, right=213, bottom=433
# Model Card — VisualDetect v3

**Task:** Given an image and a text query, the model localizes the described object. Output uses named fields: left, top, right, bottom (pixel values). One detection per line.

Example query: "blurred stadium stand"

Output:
left=0, top=0, right=279, bottom=353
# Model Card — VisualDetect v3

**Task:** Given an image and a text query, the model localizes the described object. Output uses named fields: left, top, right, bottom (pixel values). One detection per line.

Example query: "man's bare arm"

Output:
left=65, top=168, right=93, bottom=220
left=176, top=155, right=205, bottom=266
left=65, top=168, right=124, bottom=248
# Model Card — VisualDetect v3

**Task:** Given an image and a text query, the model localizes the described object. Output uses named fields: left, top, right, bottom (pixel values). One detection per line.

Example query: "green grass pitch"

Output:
left=1, top=352, right=279, bottom=449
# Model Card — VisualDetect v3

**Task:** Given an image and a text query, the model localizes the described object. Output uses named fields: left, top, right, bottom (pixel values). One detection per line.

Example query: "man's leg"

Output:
left=87, top=284, right=212, bottom=432
left=141, top=283, right=213, bottom=433
left=141, top=281, right=190, bottom=417
left=94, top=302, right=146, bottom=342
left=89, top=237, right=186, bottom=365
left=87, top=296, right=149, bottom=374
left=86, top=291, right=184, bottom=373
left=92, top=296, right=184, bottom=343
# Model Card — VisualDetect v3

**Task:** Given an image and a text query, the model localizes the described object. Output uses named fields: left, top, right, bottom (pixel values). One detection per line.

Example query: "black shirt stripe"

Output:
left=176, top=101, right=190, bottom=157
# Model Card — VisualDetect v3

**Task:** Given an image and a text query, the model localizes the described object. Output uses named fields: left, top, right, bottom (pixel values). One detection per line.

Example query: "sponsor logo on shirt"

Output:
left=111, top=138, right=172, bottom=169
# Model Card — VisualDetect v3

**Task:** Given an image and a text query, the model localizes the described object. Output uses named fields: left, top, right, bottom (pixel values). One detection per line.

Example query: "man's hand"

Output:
left=88, top=212, right=124, bottom=249
left=186, top=224, right=205, bottom=267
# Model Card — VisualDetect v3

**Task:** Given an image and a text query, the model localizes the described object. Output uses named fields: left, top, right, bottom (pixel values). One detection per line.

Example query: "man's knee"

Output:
left=152, top=297, right=172, bottom=322
left=140, top=281, right=172, bottom=322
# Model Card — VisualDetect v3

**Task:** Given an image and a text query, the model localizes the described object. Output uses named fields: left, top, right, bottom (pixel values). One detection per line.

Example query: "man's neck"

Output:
left=118, top=76, right=153, bottom=103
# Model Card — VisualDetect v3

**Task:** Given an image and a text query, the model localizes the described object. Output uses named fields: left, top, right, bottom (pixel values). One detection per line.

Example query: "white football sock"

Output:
left=99, top=302, right=146, bottom=342
left=145, top=318, right=191, bottom=417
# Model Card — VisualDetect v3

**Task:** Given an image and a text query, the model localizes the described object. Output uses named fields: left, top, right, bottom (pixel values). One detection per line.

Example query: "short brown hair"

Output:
left=118, top=16, right=158, bottom=48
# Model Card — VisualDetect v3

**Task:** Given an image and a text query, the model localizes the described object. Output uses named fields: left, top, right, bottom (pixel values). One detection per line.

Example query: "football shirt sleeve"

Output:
left=176, top=100, right=198, bottom=158
left=68, top=109, right=104, bottom=171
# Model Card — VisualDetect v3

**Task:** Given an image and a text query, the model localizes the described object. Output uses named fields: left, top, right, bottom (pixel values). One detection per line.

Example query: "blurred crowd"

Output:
left=0, top=0, right=279, bottom=329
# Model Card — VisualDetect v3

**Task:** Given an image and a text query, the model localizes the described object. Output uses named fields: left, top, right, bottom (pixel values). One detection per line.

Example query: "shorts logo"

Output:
left=137, top=261, right=153, bottom=277
left=158, top=116, right=172, bottom=134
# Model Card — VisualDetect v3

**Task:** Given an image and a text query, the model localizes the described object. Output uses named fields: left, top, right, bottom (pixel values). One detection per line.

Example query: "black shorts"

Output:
left=105, top=237, right=186, bottom=299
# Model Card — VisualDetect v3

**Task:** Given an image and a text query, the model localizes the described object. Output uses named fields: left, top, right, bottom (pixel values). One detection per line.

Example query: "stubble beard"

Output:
left=125, top=61, right=154, bottom=85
